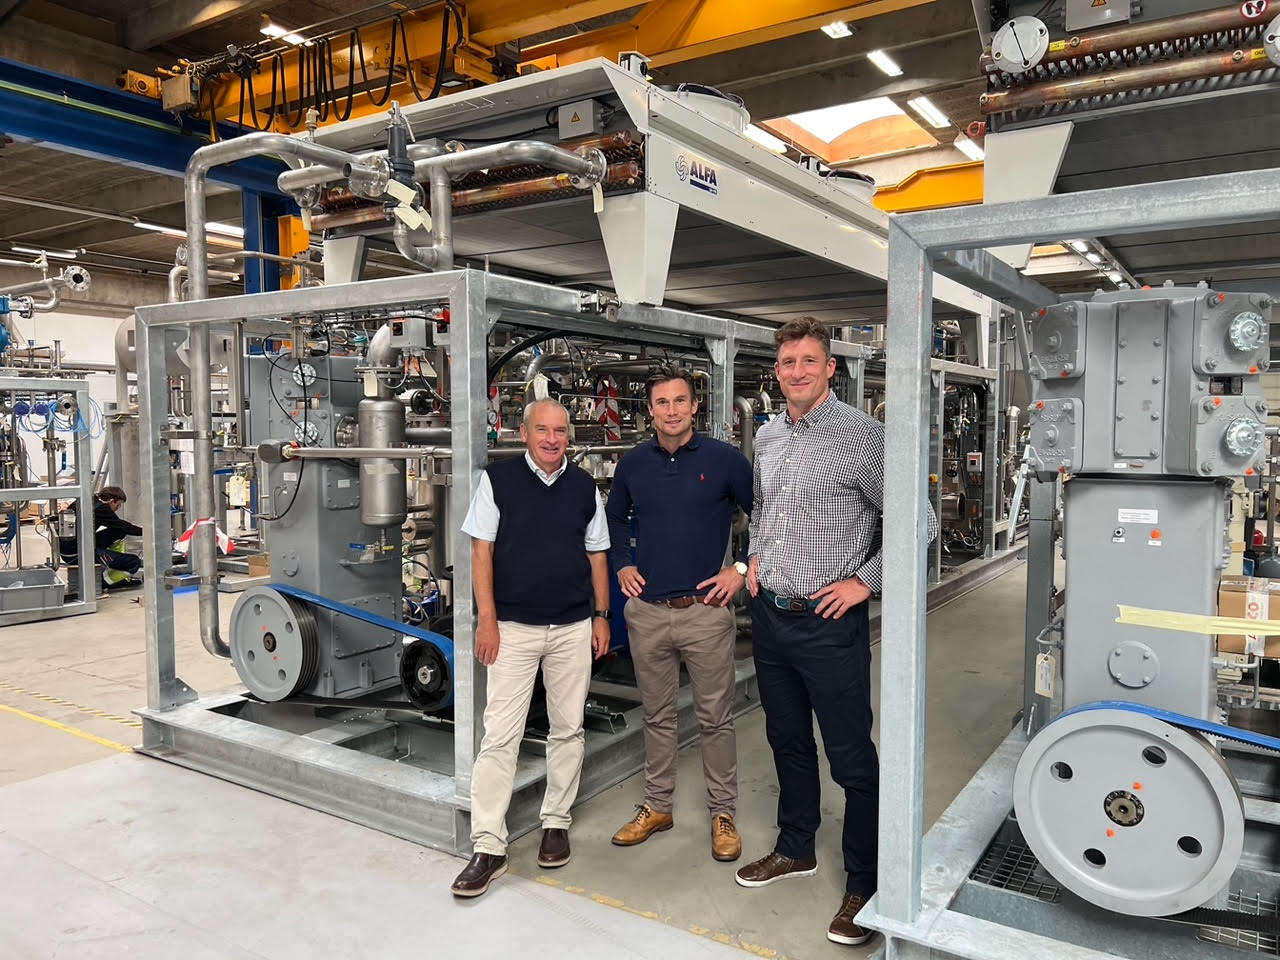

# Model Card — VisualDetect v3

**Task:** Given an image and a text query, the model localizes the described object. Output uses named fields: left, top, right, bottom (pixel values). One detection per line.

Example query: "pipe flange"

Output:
left=570, top=147, right=609, bottom=189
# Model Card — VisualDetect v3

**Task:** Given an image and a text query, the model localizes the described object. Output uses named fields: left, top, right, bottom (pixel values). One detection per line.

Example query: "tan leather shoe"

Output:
left=734, top=851, right=818, bottom=887
left=611, top=803, right=674, bottom=846
left=711, top=812, right=742, bottom=862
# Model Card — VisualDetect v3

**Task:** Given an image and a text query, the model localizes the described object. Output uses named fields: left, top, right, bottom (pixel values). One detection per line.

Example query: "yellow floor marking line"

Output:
left=0, top=679, right=142, bottom=729
left=516, top=864, right=788, bottom=958
left=0, top=703, right=133, bottom=753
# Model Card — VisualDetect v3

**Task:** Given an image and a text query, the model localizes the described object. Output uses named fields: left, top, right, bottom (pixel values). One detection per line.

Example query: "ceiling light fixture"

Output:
left=867, top=50, right=903, bottom=77
left=259, top=18, right=288, bottom=38
left=1086, top=252, right=1103, bottom=264
left=821, top=21, right=853, bottom=38
left=11, top=245, right=79, bottom=260
left=906, top=95, right=949, bottom=128
left=1068, top=239, right=1090, bottom=253
left=206, top=221, right=245, bottom=238
left=954, top=135, right=984, bottom=161
left=745, top=124, right=788, bottom=153
left=1107, top=271, right=1123, bottom=283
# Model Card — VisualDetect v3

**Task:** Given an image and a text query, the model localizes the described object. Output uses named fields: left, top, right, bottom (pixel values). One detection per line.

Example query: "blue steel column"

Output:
left=241, top=192, right=286, bottom=294
left=877, top=218, right=934, bottom=925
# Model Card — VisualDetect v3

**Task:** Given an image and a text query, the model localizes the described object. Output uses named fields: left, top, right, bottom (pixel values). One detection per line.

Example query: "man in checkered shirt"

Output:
left=734, top=317, right=938, bottom=948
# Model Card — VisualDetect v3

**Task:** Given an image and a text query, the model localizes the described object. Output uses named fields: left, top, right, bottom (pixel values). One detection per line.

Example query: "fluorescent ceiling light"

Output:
left=1069, top=239, right=1090, bottom=253
left=954, top=136, right=984, bottom=161
left=785, top=96, right=905, bottom=142
left=745, top=124, right=788, bottom=153
left=11, top=245, right=78, bottom=260
left=906, top=96, right=949, bottom=128
left=206, top=221, right=244, bottom=238
left=821, top=21, right=853, bottom=38
left=282, top=33, right=308, bottom=46
left=1086, top=252, right=1103, bottom=264
left=867, top=50, right=903, bottom=77
left=260, top=20, right=288, bottom=37
left=134, top=221, right=186, bottom=239
left=1107, top=271, right=1123, bottom=283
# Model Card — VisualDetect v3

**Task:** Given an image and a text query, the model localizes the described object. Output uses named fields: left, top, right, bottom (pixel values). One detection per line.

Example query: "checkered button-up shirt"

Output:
left=749, top=390, right=937, bottom=597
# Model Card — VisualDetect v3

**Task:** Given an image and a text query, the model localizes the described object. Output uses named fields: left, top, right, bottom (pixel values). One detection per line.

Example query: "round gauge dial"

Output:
left=991, top=16, right=1050, bottom=75
left=293, top=421, right=321, bottom=445
left=292, top=362, right=318, bottom=387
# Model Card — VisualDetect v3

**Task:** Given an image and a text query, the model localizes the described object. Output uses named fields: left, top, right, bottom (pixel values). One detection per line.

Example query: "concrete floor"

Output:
left=0, top=554, right=1030, bottom=960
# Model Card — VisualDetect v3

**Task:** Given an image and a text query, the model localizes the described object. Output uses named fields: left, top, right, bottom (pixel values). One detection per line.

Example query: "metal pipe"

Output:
left=981, top=2, right=1274, bottom=73
left=366, top=322, right=396, bottom=400
left=0, top=265, right=88, bottom=299
left=410, top=140, right=607, bottom=183
left=429, top=168, right=454, bottom=271
left=734, top=395, right=755, bottom=461
left=185, top=132, right=372, bottom=661
left=524, top=352, right=572, bottom=382
left=404, top=425, right=452, bottom=443
left=0, top=257, right=45, bottom=270
left=276, top=141, right=444, bottom=194
left=981, top=46, right=1268, bottom=114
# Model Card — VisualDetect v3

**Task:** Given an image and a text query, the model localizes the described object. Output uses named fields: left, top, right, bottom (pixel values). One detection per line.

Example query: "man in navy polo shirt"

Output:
left=606, top=364, right=753, bottom=862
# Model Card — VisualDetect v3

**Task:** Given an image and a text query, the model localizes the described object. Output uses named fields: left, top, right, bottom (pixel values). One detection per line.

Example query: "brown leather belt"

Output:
left=660, top=595, right=702, bottom=609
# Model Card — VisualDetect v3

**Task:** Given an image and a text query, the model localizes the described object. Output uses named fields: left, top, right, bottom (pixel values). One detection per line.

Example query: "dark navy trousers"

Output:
left=750, top=592, right=878, bottom=896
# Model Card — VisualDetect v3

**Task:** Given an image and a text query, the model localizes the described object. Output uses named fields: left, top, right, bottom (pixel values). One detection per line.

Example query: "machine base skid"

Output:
left=138, top=666, right=759, bottom=856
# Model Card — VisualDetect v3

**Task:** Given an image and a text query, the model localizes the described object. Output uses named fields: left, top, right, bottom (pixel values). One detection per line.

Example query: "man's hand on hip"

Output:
left=475, top=617, right=501, bottom=665
left=617, top=565, right=646, bottom=598
left=811, top=577, right=871, bottom=619
left=592, top=619, right=610, bottom=659
left=697, top=566, right=746, bottom=607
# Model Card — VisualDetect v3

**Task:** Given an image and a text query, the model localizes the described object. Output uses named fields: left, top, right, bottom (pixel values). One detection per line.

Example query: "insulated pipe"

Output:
left=981, top=46, right=1269, bottom=114
left=276, top=141, right=445, bottom=194
left=734, top=396, right=756, bottom=461
left=185, top=133, right=372, bottom=661
left=981, top=2, right=1272, bottom=73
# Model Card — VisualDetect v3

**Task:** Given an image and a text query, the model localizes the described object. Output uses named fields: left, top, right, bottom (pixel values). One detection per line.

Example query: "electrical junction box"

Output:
left=967, top=452, right=982, bottom=474
left=161, top=72, right=199, bottom=113
left=1065, top=0, right=1130, bottom=32
left=388, top=316, right=429, bottom=350
left=558, top=99, right=604, bottom=141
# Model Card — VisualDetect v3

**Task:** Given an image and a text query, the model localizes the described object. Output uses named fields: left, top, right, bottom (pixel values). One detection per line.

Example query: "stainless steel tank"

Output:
left=357, top=398, right=406, bottom=527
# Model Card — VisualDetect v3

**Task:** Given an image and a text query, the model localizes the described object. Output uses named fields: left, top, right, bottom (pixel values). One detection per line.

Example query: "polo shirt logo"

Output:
left=700, top=473, right=705, bottom=481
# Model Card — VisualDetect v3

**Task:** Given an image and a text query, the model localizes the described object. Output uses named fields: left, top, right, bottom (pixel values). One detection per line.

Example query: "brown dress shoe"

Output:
left=734, top=850, right=818, bottom=887
left=450, top=852, right=508, bottom=898
left=538, top=828, right=571, bottom=868
left=611, top=803, right=674, bottom=846
left=828, top=892, right=874, bottom=945
left=711, top=813, right=742, bottom=862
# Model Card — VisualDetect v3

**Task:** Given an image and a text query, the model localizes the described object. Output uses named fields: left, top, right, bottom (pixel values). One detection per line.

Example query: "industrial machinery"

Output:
left=856, top=160, right=1280, bottom=960
left=133, top=57, right=1016, bottom=855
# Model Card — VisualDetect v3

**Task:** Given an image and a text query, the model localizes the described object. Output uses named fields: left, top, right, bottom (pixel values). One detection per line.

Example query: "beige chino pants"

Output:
left=469, top=618, right=592, bottom=856
left=624, top=598, right=738, bottom=816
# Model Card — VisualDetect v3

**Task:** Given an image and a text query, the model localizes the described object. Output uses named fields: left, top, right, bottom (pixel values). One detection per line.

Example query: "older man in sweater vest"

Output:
left=451, top=399, right=611, bottom=898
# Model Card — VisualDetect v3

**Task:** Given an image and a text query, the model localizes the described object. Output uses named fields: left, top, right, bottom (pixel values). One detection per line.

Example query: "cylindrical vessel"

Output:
left=357, top=398, right=407, bottom=527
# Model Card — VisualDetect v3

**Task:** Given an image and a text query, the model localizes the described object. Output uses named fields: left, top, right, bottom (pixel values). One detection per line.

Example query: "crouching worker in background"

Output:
left=60, top=486, right=144, bottom=587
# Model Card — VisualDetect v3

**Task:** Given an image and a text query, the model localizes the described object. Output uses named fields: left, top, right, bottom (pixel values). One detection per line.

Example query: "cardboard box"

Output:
left=1219, top=575, right=1280, bottom=657
left=246, top=554, right=271, bottom=577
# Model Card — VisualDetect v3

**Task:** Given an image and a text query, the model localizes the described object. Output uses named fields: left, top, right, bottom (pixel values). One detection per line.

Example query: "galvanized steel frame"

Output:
left=869, top=167, right=1278, bottom=959
left=131, top=268, right=865, bottom=849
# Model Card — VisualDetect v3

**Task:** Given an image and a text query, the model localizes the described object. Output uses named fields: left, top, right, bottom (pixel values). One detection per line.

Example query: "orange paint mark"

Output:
left=1106, top=829, right=1116, bottom=838
left=1151, top=530, right=1161, bottom=540
left=1142, top=285, right=1151, bottom=291
left=1247, top=468, right=1256, bottom=476
left=1036, top=401, right=1045, bottom=409
left=1250, top=365, right=1259, bottom=374
left=1038, top=308, right=1047, bottom=317
left=1133, top=782, right=1143, bottom=791
left=1059, top=370, right=1069, bottom=377
left=1214, top=397, right=1222, bottom=406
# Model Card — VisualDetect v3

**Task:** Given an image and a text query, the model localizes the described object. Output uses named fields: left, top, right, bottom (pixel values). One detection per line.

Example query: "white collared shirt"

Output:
left=461, top=453, right=610, bottom=549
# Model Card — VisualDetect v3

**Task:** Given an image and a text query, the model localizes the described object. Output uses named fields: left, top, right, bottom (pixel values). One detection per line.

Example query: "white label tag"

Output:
left=1246, top=589, right=1270, bottom=655
left=1147, top=539, right=1162, bottom=547
left=1112, top=536, right=1126, bottom=544
left=337, top=479, right=352, bottom=488
left=592, top=182, right=605, bottom=214
left=283, top=471, right=298, bottom=482
left=384, top=179, right=417, bottom=204
left=1118, top=508, right=1158, bottom=524
left=1035, top=652, right=1056, bottom=698
left=393, top=203, right=427, bottom=231
left=1112, top=461, right=1129, bottom=469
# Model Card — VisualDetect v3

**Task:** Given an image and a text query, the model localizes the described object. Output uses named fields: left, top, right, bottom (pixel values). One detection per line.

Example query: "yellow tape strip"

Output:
left=0, top=704, right=133, bottom=754
left=1116, top=604, right=1280, bottom=636
left=0, top=679, right=142, bottom=728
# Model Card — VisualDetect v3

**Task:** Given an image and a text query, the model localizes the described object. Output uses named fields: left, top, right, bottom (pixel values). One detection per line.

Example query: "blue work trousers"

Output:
left=750, top=592, right=878, bottom=895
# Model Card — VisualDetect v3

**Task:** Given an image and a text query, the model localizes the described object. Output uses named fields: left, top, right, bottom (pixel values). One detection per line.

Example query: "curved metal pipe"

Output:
left=277, top=141, right=444, bottom=194
left=734, top=396, right=755, bottom=461
left=391, top=168, right=455, bottom=271
left=525, top=352, right=572, bottom=382
left=412, top=140, right=607, bottom=183
left=185, top=132, right=370, bottom=661
left=365, top=322, right=397, bottom=400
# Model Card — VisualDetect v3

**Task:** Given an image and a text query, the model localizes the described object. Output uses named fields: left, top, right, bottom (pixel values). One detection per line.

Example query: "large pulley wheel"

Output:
left=400, top=638, right=452, bottom=712
left=229, top=586, right=319, bottom=701
left=1013, top=707, right=1244, bottom=917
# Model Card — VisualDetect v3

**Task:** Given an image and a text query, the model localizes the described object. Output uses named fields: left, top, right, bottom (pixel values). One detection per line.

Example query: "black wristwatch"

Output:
left=593, top=609, right=612, bottom=621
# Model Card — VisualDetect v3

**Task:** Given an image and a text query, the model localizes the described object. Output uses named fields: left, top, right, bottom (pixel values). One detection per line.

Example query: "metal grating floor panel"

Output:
left=968, top=835, right=1062, bottom=903
left=1198, top=892, right=1280, bottom=955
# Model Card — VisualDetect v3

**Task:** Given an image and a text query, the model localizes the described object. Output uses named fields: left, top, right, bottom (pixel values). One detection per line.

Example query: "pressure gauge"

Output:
left=294, top=421, right=321, bottom=445
left=990, top=17, right=1050, bottom=75
left=292, top=362, right=318, bottom=387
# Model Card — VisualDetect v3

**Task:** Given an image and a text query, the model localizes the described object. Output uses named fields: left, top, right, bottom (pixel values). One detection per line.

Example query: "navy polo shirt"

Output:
left=606, top=431, right=753, bottom=603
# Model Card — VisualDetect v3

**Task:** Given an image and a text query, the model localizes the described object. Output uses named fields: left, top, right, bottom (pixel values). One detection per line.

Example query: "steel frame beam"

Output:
left=867, top=164, right=1280, bottom=959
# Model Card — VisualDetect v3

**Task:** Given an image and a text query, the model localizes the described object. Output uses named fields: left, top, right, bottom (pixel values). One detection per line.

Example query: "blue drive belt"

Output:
left=1044, top=699, right=1280, bottom=931
left=269, top=582, right=455, bottom=677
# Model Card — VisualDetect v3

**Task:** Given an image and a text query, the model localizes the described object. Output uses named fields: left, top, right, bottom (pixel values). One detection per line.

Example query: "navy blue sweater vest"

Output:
left=488, top=457, right=597, bottom=625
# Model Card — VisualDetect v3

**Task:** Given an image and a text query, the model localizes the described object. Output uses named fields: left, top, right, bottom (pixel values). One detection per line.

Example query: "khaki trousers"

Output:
left=469, top=618, right=592, bottom=856
left=624, top=598, right=738, bottom=816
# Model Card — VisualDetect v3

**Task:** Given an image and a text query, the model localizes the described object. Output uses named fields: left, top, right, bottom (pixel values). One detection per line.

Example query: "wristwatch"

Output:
left=733, top=561, right=749, bottom=576
left=593, top=609, right=612, bottom=621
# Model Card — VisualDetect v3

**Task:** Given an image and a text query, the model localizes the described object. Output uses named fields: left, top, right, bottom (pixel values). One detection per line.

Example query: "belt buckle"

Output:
left=786, top=597, right=807, bottom=613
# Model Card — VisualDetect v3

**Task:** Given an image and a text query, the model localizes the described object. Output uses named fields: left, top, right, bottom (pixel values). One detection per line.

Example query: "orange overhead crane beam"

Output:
left=873, top=161, right=983, bottom=213
left=523, top=0, right=933, bottom=69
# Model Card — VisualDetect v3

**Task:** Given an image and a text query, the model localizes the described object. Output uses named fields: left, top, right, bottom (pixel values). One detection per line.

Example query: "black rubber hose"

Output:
left=486, top=330, right=565, bottom=385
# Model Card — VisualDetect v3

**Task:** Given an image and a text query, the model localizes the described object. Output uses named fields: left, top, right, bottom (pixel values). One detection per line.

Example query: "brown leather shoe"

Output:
left=450, top=852, right=508, bottom=898
left=611, top=803, right=674, bottom=846
left=538, top=828, right=571, bottom=868
left=734, top=850, right=818, bottom=887
left=711, top=813, right=742, bottom=862
left=828, top=893, right=874, bottom=945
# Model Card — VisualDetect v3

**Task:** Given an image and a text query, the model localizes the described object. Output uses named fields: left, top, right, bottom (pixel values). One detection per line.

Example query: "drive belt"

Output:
left=1056, top=700, right=1280, bottom=933
left=268, top=582, right=455, bottom=668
